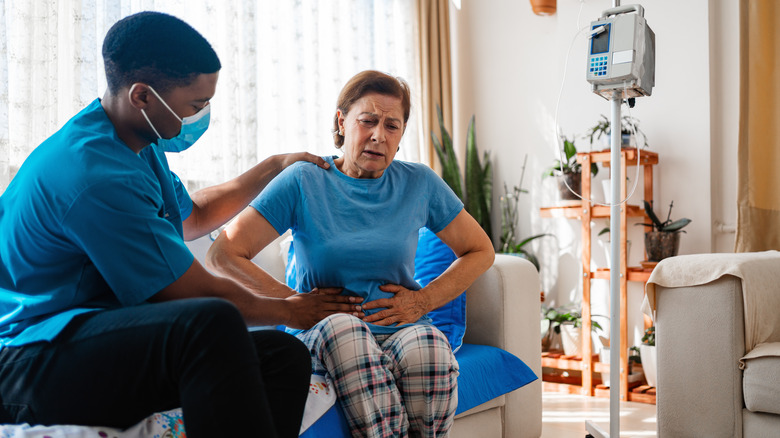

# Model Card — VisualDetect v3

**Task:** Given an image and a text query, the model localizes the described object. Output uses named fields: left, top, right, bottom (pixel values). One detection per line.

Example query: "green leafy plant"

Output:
left=431, top=105, right=492, bottom=239
left=586, top=114, right=649, bottom=147
left=640, top=200, right=691, bottom=232
left=641, top=326, right=655, bottom=346
left=500, top=182, right=526, bottom=252
left=499, top=157, right=550, bottom=270
left=542, top=135, right=599, bottom=178
left=542, top=306, right=604, bottom=335
left=629, top=346, right=642, bottom=365
left=504, top=233, right=550, bottom=271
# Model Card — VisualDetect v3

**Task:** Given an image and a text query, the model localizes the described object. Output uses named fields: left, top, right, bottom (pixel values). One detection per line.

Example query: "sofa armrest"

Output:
left=463, top=254, right=542, bottom=438
left=656, top=275, right=745, bottom=438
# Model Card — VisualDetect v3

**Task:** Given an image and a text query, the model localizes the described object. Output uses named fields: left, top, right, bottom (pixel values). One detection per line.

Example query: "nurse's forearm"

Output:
left=151, top=259, right=360, bottom=328
left=207, top=246, right=295, bottom=299
left=183, top=153, right=327, bottom=240
left=183, top=155, right=285, bottom=240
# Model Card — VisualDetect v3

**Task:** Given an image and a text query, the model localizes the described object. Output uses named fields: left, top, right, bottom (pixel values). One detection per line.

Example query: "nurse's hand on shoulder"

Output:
left=275, top=152, right=330, bottom=171
left=282, top=288, right=364, bottom=329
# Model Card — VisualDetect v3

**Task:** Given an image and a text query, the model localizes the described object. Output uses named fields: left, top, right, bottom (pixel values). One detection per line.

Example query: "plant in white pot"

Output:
left=586, top=114, right=649, bottom=148
left=639, top=326, right=657, bottom=387
left=640, top=200, right=691, bottom=262
left=542, top=306, right=604, bottom=357
left=542, top=135, right=598, bottom=201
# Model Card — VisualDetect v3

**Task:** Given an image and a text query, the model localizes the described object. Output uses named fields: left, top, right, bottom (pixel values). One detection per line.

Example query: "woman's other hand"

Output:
left=282, top=290, right=363, bottom=329
left=360, top=284, right=430, bottom=326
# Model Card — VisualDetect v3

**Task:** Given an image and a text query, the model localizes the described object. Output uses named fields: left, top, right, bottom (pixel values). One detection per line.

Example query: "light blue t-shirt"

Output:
left=0, top=99, right=195, bottom=348
left=250, top=155, right=463, bottom=334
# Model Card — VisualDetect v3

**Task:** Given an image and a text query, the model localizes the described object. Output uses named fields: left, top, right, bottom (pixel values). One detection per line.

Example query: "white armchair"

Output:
left=648, top=251, right=780, bottom=437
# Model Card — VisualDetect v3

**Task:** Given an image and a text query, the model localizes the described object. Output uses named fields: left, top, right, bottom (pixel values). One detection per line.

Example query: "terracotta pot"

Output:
left=644, top=231, right=681, bottom=262
left=530, top=0, right=556, bottom=15
left=558, top=172, right=581, bottom=200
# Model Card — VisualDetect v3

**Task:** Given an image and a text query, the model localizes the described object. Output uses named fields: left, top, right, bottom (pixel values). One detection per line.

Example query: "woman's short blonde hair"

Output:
left=332, top=70, right=411, bottom=147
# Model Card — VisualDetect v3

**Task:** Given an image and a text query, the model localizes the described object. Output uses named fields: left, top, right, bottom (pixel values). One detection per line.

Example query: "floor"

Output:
left=541, top=392, right=657, bottom=438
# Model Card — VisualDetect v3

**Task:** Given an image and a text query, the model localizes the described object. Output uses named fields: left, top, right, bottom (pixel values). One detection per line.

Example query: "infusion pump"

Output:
left=587, top=4, right=655, bottom=99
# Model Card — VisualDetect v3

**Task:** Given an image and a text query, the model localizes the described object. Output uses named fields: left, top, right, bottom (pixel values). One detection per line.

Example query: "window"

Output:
left=0, top=1, right=421, bottom=192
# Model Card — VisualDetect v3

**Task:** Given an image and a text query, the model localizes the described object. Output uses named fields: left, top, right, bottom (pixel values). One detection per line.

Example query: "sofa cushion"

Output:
left=454, top=343, right=537, bottom=415
left=414, top=227, right=466, bottom=353
left=741, top=342, right=780, bottom=415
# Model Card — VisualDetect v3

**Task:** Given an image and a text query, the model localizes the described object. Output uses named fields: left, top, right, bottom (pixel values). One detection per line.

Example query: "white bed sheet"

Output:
left=0, top=374, right=336, bottom=438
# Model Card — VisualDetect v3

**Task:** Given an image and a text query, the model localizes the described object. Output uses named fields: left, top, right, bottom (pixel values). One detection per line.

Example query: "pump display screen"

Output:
left=591, top=23, right=610, bottom=54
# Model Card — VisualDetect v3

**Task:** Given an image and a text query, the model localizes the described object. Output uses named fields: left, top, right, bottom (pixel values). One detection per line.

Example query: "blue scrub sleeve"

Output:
left=62, top=180, right=194, bottom=306
left=171, top=172, right=193, bottom=221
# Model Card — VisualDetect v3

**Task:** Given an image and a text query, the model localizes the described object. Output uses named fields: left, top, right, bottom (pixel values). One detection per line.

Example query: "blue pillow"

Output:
left=414, top=227, right=466, bottom=353
left=453, top=343, right=538, bottom=414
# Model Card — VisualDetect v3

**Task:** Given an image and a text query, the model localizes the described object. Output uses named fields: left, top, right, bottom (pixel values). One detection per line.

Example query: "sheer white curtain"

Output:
left=0, top=0, right=422, bottom=193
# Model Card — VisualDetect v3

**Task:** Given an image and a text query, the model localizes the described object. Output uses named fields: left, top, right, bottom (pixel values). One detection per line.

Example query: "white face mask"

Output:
left=130, top=84, right=211, bottom=153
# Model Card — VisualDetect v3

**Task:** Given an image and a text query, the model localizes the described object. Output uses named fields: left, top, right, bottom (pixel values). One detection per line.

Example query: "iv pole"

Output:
left=586, top=1, right=622, bottom=437
left=585, top=71, right=623, bottom=438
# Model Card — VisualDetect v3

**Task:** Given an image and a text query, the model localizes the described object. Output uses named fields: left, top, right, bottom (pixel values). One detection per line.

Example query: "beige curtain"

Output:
left=416, top=0, right=453, bottom=169
left=736, top=0, right=780, bottom=252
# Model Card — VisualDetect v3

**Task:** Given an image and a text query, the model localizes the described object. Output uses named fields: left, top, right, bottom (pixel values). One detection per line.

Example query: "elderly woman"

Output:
left=207, top=70, right=494, bottom=438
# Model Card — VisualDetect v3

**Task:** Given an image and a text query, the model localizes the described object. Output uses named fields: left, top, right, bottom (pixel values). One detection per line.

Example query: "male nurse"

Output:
left=0, top=11, right=361, bottom=438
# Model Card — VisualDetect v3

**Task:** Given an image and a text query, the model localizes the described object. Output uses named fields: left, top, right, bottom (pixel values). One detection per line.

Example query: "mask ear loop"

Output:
left=129, top=84, right=163, bottom=139
left=145, top=85, right=183, bottom=122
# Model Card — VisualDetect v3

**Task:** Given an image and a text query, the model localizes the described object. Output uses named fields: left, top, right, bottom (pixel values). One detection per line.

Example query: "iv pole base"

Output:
left=585, top=420, right=609, bottom=438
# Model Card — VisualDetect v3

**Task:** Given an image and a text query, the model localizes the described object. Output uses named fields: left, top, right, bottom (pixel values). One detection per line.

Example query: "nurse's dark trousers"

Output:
left=0, top=298, right=311, bottom=438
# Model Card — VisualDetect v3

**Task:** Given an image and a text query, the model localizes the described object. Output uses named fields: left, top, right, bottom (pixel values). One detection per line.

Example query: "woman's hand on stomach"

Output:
left=361, top=284, right=430, bottom=326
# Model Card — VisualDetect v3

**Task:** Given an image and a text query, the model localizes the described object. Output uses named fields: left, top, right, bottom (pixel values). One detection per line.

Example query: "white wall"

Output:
left=450, top=0, right=738, bottom=345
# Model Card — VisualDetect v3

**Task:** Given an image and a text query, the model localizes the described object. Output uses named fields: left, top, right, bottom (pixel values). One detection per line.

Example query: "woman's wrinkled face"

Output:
left=336, top=92, right=404, bottom=179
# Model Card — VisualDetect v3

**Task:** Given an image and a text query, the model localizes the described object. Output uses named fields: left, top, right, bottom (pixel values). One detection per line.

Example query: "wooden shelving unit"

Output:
left=540, top=148, right=658, bottom=404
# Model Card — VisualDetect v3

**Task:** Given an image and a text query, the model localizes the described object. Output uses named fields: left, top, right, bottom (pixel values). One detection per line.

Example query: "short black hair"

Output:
left=102, top=11, right=221, bottom=95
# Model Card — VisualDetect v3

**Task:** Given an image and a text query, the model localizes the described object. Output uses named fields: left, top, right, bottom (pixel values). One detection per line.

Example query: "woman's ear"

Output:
left=336, top=109, right=346, bottom=134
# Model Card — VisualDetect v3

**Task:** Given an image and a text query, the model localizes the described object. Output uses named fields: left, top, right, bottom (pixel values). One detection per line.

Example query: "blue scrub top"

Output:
left=0, top=99, right=195, bottom=348
left=251, top=156, right=463, bottom=335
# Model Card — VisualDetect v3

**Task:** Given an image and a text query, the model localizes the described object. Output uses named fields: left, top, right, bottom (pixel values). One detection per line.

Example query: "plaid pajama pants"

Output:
left=294, top=314, right=459, bottom=438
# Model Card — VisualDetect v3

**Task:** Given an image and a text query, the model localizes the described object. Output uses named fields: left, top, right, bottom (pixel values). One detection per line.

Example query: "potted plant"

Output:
left=542, top=135, right=598, bottom=200
left=639, top=326, right=657, bottom=387
left=500, top=159, right=550, bottom=271
left=586, top=114, right=649, bottom=148
left=640, top=200, right=691, bottom=262
left=541, top=306, right=604, bottom=356
left=432, top=105, right=492, bottom=239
